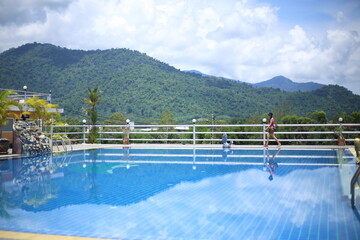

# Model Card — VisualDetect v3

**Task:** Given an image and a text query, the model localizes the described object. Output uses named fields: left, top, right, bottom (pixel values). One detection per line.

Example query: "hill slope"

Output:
left=1, top=43, right=359, bottom=123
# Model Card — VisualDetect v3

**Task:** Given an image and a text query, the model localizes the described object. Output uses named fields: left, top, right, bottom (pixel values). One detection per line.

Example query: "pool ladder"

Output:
left=53, top=136, right=73, bottom=153
left=351, top=167, right=360, bottom=208
left=351, top=138, right=360, bottom=208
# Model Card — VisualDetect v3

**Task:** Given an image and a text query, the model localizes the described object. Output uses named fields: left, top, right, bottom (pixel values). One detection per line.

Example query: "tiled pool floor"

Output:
left=0, top=146, right=359, bottom=240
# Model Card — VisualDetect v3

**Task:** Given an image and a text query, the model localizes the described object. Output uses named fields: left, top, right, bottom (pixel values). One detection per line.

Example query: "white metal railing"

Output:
left=46, top=123, right=360, bottom=147
left=2, top=88, right=52, bottom=101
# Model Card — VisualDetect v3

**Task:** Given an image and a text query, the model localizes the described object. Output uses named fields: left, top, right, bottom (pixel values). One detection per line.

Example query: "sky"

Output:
left=1, top=0, right=360, bottom=94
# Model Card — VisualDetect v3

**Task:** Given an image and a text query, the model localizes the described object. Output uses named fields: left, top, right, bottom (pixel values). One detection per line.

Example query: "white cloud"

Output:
left=0, top=0, right=360, bottom=94
left=336, top=11, right=345, bottom=23
left=208, top=1, right=278, bottom=41
left=0, top=0, right=74, bottom=26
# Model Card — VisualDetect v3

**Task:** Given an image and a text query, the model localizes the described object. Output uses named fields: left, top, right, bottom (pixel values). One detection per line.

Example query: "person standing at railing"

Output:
left=265, top=112, right=281, bottom=148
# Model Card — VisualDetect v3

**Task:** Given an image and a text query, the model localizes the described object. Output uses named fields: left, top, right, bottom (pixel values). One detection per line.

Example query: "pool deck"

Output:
left=51, top=143, right=356, bottom=159
left=0, top=231, right=108, bottom=240
left=0, top=143, right=355, bottom=159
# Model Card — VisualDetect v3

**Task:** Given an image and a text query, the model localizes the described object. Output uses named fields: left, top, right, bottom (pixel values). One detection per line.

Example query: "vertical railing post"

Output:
left=99, top=126, right=103, bottom=144
left=339, top=117, right=343, bottom=143
left=83, top=125, right=86, bottom=144
left=192, top=119, right=197, bottom=145
left=262, top=118, right=267, bottom=146
left=127, top=119, right=131, bottom=142
left=123, top=119, right=131, bottom=145
left=128, top=123, right=131, bottom=140
left=50, top=124, right=53, bottom=151
left=82, top=119, right=87, bottom=144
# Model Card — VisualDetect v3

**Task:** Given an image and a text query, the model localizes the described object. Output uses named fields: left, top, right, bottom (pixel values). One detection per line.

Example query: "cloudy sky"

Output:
left=1, top=0, right=360, bottom=94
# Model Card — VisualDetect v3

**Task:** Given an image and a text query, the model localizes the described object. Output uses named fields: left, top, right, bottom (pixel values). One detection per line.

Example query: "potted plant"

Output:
left=337, top=117, right=345, bottom=146
left=337, top=132, right=345, bottom=146
left=0, top=90, right=19, bottom=154
left=122, top=126, right=130, bottom=144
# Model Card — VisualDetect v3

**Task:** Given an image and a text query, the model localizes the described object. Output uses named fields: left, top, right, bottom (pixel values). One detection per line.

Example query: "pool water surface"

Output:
left=0, top=147, right=359, bottom=240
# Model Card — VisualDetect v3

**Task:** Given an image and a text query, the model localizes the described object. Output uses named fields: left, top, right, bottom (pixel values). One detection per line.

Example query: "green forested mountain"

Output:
left=1, top=43, right=359, bottom=123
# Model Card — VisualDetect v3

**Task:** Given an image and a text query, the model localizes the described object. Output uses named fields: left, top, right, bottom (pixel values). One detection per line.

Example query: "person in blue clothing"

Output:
left=222, top=133, right=231, bottom=148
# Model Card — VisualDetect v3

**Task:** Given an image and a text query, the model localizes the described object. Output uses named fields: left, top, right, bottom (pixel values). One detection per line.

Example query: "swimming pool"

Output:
left=0, top=147, right=359, bottom=240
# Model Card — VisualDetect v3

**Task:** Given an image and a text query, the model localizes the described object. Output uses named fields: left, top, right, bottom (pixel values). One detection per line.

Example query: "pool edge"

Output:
left=0, top=231, right=114, bottom=240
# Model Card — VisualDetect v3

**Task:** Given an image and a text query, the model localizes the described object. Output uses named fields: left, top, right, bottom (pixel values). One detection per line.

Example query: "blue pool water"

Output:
left=0, top=147, right=359, bottom=240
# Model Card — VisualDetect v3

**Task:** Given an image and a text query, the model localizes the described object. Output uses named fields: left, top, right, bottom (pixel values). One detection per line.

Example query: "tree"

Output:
left=158, top=109, right=175, bottom=143
left=83, top=87, right=104, bottom=143
left=24, top=96, right=60, bottom=128
left=350, top=111, right=360, bottom=123
left=103, top=112, right=126, bottom=125
left=102, top=112, right=126, bottom=143
left=309, top=111, right=327, bottom=123
left=0, top=90, right=19, bottom=138
left=159, top=109, right=175, bottom=125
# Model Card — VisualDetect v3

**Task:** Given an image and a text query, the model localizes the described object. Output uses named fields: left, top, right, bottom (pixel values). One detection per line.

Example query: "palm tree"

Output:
left=0, top=90, right=19, bottom=138
left=83, top=87, right=104, bottom=143
left=23, top=96, right=60, bottom=128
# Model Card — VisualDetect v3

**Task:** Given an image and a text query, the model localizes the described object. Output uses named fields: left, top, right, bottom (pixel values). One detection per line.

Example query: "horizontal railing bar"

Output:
left=130, top=138, right=352, bottom=142
left=70, top=139, right=83, bottom=141
left=49, top=123, right=360, bottom=128
left=51, top=125, right=89, bottom=128
left=276, top=131, right=340, bottom=134
left=199, top=139, right=264, bottom=142
left=54, top=139, right=347, bottom=143
left=278, top=139, right=336, bottom=142
left=188, top=131, right=344, bottom=135
left=46, top=130, right=360, bottom=135
left=48, top=123, right=360, bottom=146
left=45, top=132, right=84, bottom=135
left=277, top=123, right=360, bottom=127
left=101, top=131, right=191, bottom=135
left=100, top=132, right=126, bottom=134
left=126, top=139, right=193, bottom=142
left=128, top=138, right=339, bottom=142
left=48, top=125, right=360, bottom=130
left=189, top=132, right=263, bottom=134
left=99, top=139, right=131, bottom=142
left=45, top=131, right=359, bottom=136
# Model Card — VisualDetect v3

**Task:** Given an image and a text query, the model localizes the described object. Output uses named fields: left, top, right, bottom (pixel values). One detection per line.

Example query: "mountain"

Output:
left=184, top=70, right=240, bottom=82
left=185, top=72, right=324, bottom=92
left=1, top=43, right=359, bottom=123
left=253, top=76, right=325, bottom=92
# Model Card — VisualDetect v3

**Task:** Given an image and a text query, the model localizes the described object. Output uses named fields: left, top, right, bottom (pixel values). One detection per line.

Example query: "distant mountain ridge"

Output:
left=1, top=43, right=360, bottom=123
left=253, top=76, right=325, bottom=92
left=184, top=70, right=239, bottom=82
left=187, top=71, right=325, bottom=92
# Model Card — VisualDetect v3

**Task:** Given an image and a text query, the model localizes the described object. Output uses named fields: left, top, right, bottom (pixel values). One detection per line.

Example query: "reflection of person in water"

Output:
left=222, top=148, right=231, bottom=161
left=264, top=147, right=281, bottom=181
